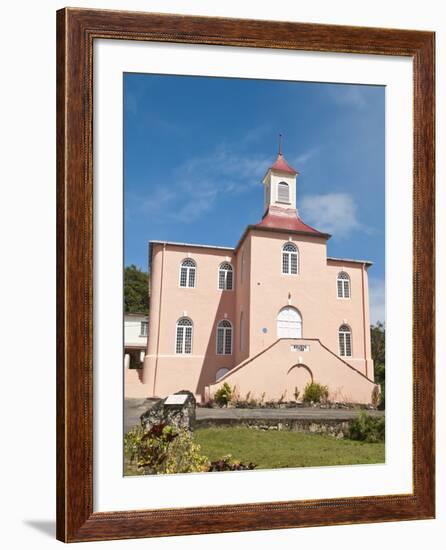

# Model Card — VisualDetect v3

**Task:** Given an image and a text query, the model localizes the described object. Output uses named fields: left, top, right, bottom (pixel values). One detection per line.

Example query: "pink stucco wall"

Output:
left=124, top=368, right=148, bottom=398
left=248, top=230, right=373, bottom=380
left=234, top=235, right=251, bottom=365
left=144, top=243, right=237, bottom=399
left=139, top=227, right=374, bottom=403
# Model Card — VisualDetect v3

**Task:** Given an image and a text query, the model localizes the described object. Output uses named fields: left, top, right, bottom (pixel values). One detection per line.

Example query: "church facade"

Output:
left=139, top=149, right=378, bottom=404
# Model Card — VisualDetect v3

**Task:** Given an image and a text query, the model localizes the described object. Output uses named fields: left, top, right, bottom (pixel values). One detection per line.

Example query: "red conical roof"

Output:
left=270, top=153, right=298, bottom=175
left=256, top=206, right=329, bottom=237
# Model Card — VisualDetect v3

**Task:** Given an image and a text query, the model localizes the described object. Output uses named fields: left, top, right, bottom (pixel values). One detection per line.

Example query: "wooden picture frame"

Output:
left=56, top=7, right=435, bottom=542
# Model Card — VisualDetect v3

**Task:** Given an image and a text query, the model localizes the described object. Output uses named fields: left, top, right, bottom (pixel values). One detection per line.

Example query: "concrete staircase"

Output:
left=206, top=338, right=378, bottom=405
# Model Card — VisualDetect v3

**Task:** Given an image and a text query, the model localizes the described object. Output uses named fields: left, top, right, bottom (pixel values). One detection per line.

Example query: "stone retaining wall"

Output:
left=196, top=417, right=352, bottom=438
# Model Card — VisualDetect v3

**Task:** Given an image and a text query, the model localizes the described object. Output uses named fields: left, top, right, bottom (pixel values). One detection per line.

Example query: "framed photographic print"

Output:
left=56, top=8, right=435, bottom=542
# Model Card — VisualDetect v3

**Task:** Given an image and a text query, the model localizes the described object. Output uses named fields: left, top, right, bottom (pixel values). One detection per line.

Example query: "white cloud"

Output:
left=299, top=193, right=362, bottom=237
left=140, top=142, right=272, bottom=223
left=141, top=188, right=175, bottom=215
left=369, top=278, right=385, bottom=325
left=138, top=138, right=321, bottom=224
left=328, top=86, right=368, bottom=109
left=181, top=145, right=269, bottom=182
left=292, top=148, right=319, bottom=167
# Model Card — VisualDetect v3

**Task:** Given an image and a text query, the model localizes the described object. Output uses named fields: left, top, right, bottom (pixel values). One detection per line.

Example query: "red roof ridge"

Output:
left=256, top=206, right=329, bottom=238
left=269, top=153, right=298, bottom=175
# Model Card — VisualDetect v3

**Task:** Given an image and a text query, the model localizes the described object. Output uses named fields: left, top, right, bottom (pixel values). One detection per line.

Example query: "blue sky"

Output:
left=124, top=74, right=385, bottom=323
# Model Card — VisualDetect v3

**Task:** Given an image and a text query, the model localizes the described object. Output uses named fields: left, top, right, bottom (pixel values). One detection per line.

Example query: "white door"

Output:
left=277, top=307, right=302, bottom=338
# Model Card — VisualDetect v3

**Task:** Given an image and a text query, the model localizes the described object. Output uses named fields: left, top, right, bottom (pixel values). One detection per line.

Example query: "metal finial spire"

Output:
left=278, top=133, right=283, bottom=155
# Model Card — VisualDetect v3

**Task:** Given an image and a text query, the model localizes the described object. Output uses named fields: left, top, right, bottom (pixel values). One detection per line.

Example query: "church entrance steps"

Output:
left=206, top=338, right=378, bottom=405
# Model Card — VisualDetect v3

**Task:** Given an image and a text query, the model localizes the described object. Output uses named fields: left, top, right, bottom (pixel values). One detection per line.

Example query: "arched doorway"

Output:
left=287, top=364, right=313, bottom=398
left=277, top=306, right=302, bottom=338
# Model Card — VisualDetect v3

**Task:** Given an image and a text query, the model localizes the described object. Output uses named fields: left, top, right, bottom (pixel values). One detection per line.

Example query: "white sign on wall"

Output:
left=291, top=344, right=310, bottom=352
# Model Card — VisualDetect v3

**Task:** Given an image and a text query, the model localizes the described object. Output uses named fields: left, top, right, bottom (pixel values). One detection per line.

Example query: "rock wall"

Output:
left=140, top=390, right=196, bottom=432
left=196, top=417, right=352, bottom=438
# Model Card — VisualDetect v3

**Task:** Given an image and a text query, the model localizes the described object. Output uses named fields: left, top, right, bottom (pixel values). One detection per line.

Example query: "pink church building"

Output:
left=133, top=149, right=378, bottom=404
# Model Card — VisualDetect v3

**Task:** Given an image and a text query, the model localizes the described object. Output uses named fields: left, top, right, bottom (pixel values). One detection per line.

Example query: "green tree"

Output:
left=371, top=322, right=385, bottom=409
left=124, top=265, right=149, bottom=314
left=371, top=321, right=385, bottom=369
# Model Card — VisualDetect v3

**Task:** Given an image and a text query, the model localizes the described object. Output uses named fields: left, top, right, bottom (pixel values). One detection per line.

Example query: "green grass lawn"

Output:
left=194, top=427, right=385, bottom=469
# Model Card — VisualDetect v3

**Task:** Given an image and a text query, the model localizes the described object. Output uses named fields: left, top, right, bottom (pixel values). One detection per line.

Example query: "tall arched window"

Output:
left=218, top=262, right=233, bottom=290
left=179, top=258, right=196, bottom=288
left=282, top=242, right=298, bottom=275
left=277, top=306, right=302, bottom=338
left=277, top=181, right=290, bottom=203
left=216, top=320, right=233, bottom=355
left=337, top=271, right=351, bottom=298
left=175, top=317, right=193, bottom=354
left=338, top=324, right=352, bottom=357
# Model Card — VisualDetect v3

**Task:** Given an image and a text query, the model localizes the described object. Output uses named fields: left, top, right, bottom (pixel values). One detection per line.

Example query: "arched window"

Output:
left=218, top=262, right=233, bottom=290
left=282, top=242, right=298, bottom=275
left=216, top=320, right=233, bottom=355
left=215, top=368, right=229, bottom=381
left=277, top=181, right=290, bottom=203
left=175, top=317, right=193, bottom=354
left=337, top=271, right=351, bottom=298
left=179, top=258, right=196, bottom=288
left=338, top=324, right=352, bottom=357
left=277, top=306, right=302, bottom=338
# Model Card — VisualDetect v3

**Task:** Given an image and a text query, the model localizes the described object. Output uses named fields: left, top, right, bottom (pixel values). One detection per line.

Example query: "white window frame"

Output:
left=179, top=258, right=196, bottom=288
left=277, top=181, right=290, bottom=203
left=277, top=306, right=303, bottom=339
left=281, top=242, right=299, bottom=275
left=218, top=262, right=234, bottom=291
left=139, top=320, right=148, bottom=337
left=337, top=271, right=351, bottom=299
left=216, top=319, right=233, bottom=355
left=175, top=317, right=193, bottom=355
left=338, top=324, right=352, bottom=357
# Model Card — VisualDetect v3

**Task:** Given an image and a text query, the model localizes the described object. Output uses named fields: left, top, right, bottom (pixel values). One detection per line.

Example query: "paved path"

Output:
left=124, top=399, right=155, bottom=432
left=124, top=399, right=383, bottom=432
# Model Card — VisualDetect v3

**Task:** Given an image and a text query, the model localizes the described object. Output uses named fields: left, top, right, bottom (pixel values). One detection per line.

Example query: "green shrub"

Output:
left=374, top=361, right=385, bottom=410
left=348, top=411, right=385, bottom=443
left=124, top=422, right=208, bottom=475
left=214, top=382, right=233, bottom=407
left=302, top=382, right=329, bottom=403
left=377, top=381, right=385, bottom=410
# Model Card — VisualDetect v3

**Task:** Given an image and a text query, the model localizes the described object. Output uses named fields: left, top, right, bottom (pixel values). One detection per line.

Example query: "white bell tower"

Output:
left=262, top=135, right=299, bottom=215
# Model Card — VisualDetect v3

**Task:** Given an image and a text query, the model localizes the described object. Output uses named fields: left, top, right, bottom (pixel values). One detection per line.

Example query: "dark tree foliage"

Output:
left=371, top=321, right=385, bottom=371
left=371, top=322, right=385, bottom=409
left=124, top=265, right=149, bottom=314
